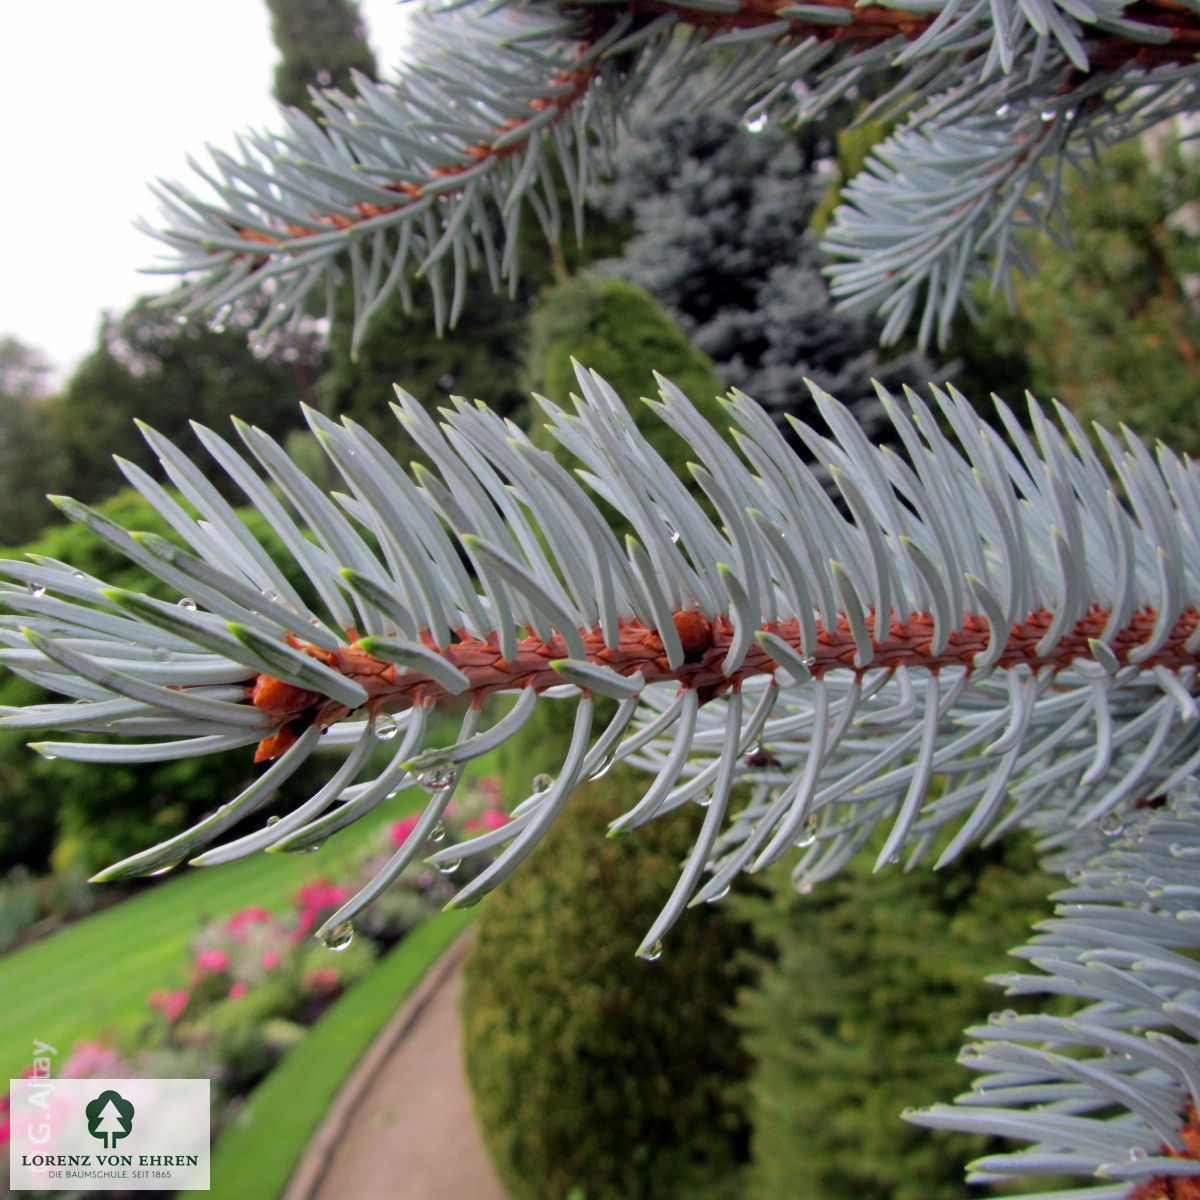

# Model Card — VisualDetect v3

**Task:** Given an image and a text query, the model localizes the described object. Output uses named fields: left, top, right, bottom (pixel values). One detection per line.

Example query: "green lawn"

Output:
left=187, top=908, right=474, bottom=1200
left=0, top=814, right=395, bottom=1083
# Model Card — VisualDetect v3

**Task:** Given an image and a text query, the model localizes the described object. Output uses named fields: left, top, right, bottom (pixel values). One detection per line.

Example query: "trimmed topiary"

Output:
left=462, top=765, right=753, bottom=1200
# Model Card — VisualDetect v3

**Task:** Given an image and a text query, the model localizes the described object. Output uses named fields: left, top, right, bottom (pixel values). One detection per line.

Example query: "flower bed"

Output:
left=0, top=780, right=508, bottom=1196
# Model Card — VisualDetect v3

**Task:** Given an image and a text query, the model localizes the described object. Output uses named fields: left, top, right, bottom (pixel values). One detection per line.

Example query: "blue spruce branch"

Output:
left=911, top=794, right=1200, bottom=1198
left=2, top=368, right=1199, bottom=962
left=145, top=0, right=1200, bottom=345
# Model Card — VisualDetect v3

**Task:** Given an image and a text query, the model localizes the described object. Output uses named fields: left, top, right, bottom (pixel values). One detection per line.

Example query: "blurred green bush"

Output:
left=462, top=766, right=754, bottom=1200
left=735, top=837, right=1057, bottom=1200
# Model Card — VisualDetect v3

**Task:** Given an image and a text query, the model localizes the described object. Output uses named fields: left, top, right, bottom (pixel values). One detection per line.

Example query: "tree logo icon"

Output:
left=85, top=1090, right=135, bottom=1149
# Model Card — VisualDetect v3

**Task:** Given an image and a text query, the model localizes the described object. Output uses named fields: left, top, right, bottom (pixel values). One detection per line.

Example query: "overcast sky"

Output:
left=1, top=1, right=413, bottom=383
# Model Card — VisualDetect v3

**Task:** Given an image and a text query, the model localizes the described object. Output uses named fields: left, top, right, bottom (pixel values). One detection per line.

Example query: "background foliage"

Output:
left=965, top=134, right=1200, bottom=455
left=597, top=106, right=936, bottom=431
left=736, top=838, right=1058, bottom=1200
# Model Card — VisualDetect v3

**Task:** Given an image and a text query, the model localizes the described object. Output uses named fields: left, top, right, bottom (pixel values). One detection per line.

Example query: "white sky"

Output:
left=0, top=1, right=413, bottom=384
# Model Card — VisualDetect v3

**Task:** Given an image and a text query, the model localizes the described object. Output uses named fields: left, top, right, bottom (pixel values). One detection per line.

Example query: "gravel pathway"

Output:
left=284, top=930, right=508, bottom=1200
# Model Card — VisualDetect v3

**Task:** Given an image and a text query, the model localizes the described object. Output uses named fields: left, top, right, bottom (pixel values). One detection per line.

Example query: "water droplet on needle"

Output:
left=322, top=921, right=354, bottom=951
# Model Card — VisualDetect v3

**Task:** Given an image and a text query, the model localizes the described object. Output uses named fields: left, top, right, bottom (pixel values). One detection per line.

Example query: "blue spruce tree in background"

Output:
left=597, top=105, right=934, bottom=429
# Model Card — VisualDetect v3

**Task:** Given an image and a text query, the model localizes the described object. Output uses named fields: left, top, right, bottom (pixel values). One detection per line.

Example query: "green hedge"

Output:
left=525, top=275, right=726, bottom=479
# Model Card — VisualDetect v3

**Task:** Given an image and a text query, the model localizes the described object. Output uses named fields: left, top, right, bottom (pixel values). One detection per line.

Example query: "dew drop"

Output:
left=178, top=597, right=198, bottom=611
left=705, top=885, right=731, bottom=903
left=697, top=789, right=714, bottom=808
left=29, top=586, right=46, bottom=598
left=796, top=817, right=819, bottom=849
left=1040, top=109, right=1055, bottom=122
left=887, top=852, right=901, bottom=864
left=995, top=103, right=1010, bottom=116
left=430, top=821, right=446, bottom=843
left=639, top=940, right=664, bottom=962
left=1099, top=811, right=1124, bottom=838
left=532, top=773, right=554, bottom=793
left=797, top=881, right=813, bottom=894
left=375, top=713, right=400, bottom=741
left=743, top=113, right=768, bottom=133
left=148, top=863, right=178, bottom=877
left=417, top=765, right=455, bottom=792
left=261, top=588, right=279, bottom=602
left=285, top=839, right=323, bottom=855
left=309, top=616, right=322, bottom=627
left=1128, top=1146, right=1148, bottom=1161
left=35, top=748, right=57, bottom=761
left=588, top=750, right=617, bottom=781
left=745, top=742, right=780, bottom=770
left=322, top=921, right=354, bottom=952
left=436, top=859, right=461, bottom=876
left=267, top=815, right=281, bottom=826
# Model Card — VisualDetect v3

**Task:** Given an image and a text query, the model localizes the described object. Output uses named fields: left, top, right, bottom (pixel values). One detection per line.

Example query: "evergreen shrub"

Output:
left=736, top=838, right=1057, bottom=1200
left=462, top=766, right=754, bottom=1200
left=524, top=276, right=726, bottom=470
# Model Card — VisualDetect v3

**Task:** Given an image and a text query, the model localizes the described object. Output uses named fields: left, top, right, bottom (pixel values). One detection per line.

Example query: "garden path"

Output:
left=284, top=929, right=508, bottom=1200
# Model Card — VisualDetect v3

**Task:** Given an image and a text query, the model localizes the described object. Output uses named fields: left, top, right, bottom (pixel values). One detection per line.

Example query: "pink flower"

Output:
left=296, top=881, right=349, bottom=911
left=148, top=989, right=190, bottom=1023
left=227, top=906, right=273, bottom=934
left=294, top=881, right=351, bottom=939
left=195, top=949, right=230, bottom=973
left=228, top=982, right=249, bottom=1000
left=466, top=807, right=509, bottom=833
left=61, top=1042, right=126, bottom=1079
left=261, top=950, right=281, bottom=970
left=478, top=776, right=502, bottom=802
left=0, top=1117, right=10, bottom=1145
left=389, top=815, right=421, bottom=848
left=303, top=968, right=340, bottom=993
